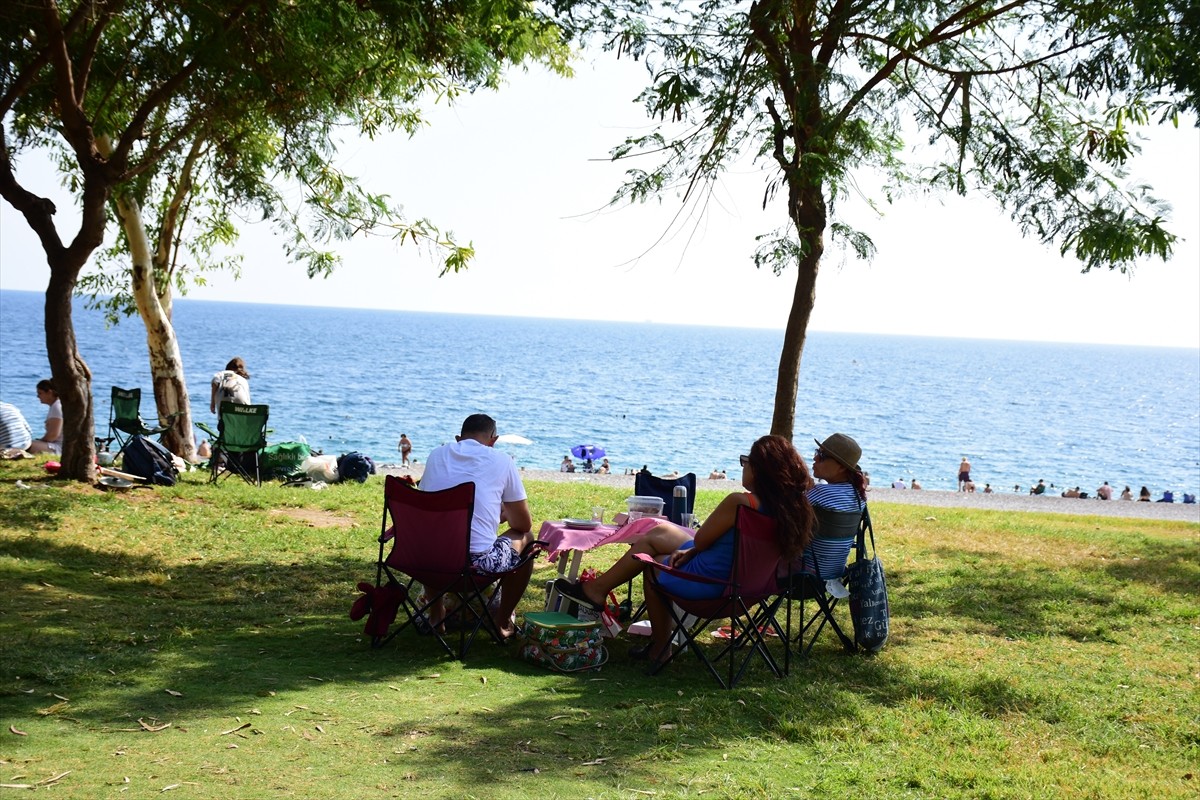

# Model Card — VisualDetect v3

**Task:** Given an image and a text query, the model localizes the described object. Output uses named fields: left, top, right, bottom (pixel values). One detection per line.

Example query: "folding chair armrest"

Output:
left=522, top=539, right=550, bottom=557
left=196, top=422, right=218, bottom=439
left=633, top=552, right=727, bottom=586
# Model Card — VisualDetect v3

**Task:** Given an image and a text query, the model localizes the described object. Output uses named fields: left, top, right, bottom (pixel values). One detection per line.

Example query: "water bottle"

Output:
left=672, top=485, right=687, bottom=524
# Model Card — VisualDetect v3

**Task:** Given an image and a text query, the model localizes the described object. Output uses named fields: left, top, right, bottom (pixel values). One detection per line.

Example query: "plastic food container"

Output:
left=625, top=495, right=666, bottom=516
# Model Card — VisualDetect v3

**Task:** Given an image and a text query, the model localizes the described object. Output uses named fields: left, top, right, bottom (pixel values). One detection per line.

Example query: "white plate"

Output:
left=562, top=518, right=600, bottom=529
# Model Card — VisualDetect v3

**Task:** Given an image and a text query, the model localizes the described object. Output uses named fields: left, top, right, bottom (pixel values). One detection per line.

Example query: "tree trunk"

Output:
left=770, top=181, right=827, bottom=441
left=44, top=259, right=97, bottom=482
left=114, top=194, right=197, bottom=461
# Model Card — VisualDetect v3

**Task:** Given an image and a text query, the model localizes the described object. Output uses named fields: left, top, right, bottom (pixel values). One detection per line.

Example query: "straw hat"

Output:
left=814, top=433, right=862, bottom=472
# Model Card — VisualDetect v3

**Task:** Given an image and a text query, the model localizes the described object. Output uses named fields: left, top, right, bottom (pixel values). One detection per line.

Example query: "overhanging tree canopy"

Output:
left=1, top=0, right=569, bottom=479
left=553, top=0, right=1191, bottom=438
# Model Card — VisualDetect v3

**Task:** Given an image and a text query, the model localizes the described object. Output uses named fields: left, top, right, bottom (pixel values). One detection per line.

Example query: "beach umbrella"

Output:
left=496, top=434, right=533, bottom=445
left=571, top=444, right=605, bottom=459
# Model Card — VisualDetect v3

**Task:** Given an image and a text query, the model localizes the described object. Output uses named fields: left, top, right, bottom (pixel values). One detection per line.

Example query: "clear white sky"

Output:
left=2, top=57, right=1198, bottom=348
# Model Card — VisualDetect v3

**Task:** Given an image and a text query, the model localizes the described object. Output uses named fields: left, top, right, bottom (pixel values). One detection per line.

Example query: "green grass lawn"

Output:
left=1, top=460, right=1196, bottom=799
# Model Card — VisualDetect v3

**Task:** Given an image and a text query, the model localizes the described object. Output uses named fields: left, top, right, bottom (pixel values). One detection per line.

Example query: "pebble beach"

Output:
left=379, top=464, right=1200, bottom=524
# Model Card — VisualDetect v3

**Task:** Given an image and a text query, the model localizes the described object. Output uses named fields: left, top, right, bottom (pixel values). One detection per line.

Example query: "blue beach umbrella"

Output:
left=571, top=444, right=605, bottom=459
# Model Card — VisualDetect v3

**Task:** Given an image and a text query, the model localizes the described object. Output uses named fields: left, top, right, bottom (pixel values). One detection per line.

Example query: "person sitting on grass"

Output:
left=28, top=379, right=63, bottom=455
left=555, top=434, right=815, bottom=670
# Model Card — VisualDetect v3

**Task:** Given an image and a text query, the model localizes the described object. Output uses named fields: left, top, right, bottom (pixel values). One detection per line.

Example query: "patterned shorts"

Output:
left=471, top=537, right=520, bottom=573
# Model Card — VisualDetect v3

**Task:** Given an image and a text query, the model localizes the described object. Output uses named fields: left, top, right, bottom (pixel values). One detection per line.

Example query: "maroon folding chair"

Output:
left=372, top=474, right=543, bottom=660
left=634, top=505, right=785, bottom=689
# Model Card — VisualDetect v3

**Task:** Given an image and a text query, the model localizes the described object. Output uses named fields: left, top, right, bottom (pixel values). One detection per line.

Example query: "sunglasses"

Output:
left=739, top=454, right=750, bottom=467
left=813, top=449, right=828, bottom=462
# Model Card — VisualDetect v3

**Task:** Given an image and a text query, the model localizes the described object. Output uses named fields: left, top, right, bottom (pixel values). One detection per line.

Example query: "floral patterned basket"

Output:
left=518, top=611, right=607, bottom=672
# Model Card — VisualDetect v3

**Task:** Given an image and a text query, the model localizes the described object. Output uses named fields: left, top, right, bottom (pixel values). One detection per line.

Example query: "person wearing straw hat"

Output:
left=809, top=433, right=868, bottom=514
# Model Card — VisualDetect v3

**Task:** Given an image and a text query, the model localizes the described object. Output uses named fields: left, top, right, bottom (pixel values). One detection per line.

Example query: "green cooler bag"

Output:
left=518, top=611, right=607, bottom=672
left=259, top=442, right=312, bottom=480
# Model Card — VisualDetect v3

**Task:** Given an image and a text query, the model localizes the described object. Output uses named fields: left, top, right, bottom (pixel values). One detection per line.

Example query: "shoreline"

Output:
left=378, top=464, right=1200, bottom=523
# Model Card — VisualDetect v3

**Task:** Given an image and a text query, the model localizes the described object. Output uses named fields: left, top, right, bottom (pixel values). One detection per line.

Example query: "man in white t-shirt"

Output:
left=420, top=413, right=534, bottom=639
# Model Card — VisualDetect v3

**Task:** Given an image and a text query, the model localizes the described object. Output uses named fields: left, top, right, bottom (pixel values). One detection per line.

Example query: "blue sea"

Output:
left=1, top=289, right=1197, bottom=495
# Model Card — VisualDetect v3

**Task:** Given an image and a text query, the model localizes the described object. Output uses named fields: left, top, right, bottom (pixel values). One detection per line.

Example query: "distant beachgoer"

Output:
left=891, top=478, right=907, bottom=489
left=1096, top=481, right=1113, bottom=500
left=1119, top=486, right=1133, bottom=501
left=1157, top=490, right=1174, bottom=503
left=1014, top=485, right=1021, bottom=492
left=862, top=471, right=871, bottom=490
left=598, top=458, right=611, bottom=474
left=197, top=439, right=212, bottom=459
left=0, top=401, right=33, bottom=452
left=1063, top=486, right=1080, bottom=498
left=983, top=483, right=993, bottom=493
left=958, top=457, right=972, bottom=491
left=398, top=433, right=413, bottom=466
left=1138, top=486, right=1151, bottom=502
left=911, top=477, right=923, bottom=490
left=708, top=468, right=724, bottom=480
left=1030, top=479, right=1047, bottom=495
left=29, top=379, right=63, bottom=455
left=211, top=357, right=251, bottom=413
left=583, top=457, right=595, bottom=473
left=560, top=455, right=575, bottom=473
left=965, top=480, right=976, bottom=493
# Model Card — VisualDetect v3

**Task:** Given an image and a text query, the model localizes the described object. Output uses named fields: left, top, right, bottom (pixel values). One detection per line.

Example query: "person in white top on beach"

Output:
left=420, top=413, right=534, bottom=640
left=29, top=380, right=63, bottom=455
left=211, top=357, right=251, bottom=413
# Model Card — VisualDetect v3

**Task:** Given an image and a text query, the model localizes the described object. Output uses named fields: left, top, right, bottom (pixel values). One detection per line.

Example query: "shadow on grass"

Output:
left=2, top=473, right=1195, bottom=789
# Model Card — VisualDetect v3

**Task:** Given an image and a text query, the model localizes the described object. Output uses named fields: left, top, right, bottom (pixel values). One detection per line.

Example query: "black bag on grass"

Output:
left=846, top=508, right=889, bottom=653
left=122, top=435, right=178, bottom=486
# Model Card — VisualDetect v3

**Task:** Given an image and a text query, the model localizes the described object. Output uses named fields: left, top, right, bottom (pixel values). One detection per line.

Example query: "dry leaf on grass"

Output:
left=139, top=719, right=172, bottom=732
left=164, top=689, right=183, bottom=697
left=219, top=722, right=252, bottom=736
left=37, top=701, right=69, bottom=716
left=9, top=725, right=27, bottom=736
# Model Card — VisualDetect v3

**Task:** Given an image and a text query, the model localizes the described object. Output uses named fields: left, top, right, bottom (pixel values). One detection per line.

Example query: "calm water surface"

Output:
left=1, top=289, right=1196, bottom=495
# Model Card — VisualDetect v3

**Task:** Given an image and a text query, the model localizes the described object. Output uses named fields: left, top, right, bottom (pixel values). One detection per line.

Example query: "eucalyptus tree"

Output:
left=1, top=0, right=568, bottom=479
left=553, top=0, right=1191, bottom=439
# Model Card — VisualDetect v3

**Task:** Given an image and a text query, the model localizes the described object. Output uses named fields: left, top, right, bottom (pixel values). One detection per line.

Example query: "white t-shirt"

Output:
left=212, top=370, right=251, bottom=410
left=420, top=438, right=527, bottom=553
left=46, top=398, right=63, bottom=445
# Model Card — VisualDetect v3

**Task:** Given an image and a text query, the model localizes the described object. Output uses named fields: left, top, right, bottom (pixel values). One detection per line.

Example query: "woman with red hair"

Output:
left=556, top=434, right=816, bottom=667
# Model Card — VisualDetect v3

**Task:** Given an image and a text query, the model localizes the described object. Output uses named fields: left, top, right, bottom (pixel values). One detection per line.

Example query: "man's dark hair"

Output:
left=461, top=414, right=497, bottom=438
left=36, top=379, right=55, bottom=393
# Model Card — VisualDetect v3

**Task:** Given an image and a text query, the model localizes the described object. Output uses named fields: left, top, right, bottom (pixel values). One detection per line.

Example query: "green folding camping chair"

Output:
left=196, top=402, right=270, bottom=485
left=104, top=386, right=180, bottom=457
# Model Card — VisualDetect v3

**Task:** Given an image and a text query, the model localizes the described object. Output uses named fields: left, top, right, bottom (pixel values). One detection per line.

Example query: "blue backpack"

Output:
left=122, top=435, right=179, bottom=486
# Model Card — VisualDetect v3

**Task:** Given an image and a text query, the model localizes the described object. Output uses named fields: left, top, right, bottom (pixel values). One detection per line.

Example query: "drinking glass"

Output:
left=591, top=506, right=605, bottom=523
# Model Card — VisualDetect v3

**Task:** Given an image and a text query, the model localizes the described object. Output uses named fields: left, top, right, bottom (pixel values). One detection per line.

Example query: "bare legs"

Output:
left=425, top=529, right=534, bottom=639
left=492, top=530, right=535, bottom=638
left=575, top=523, right=693, bottom=605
